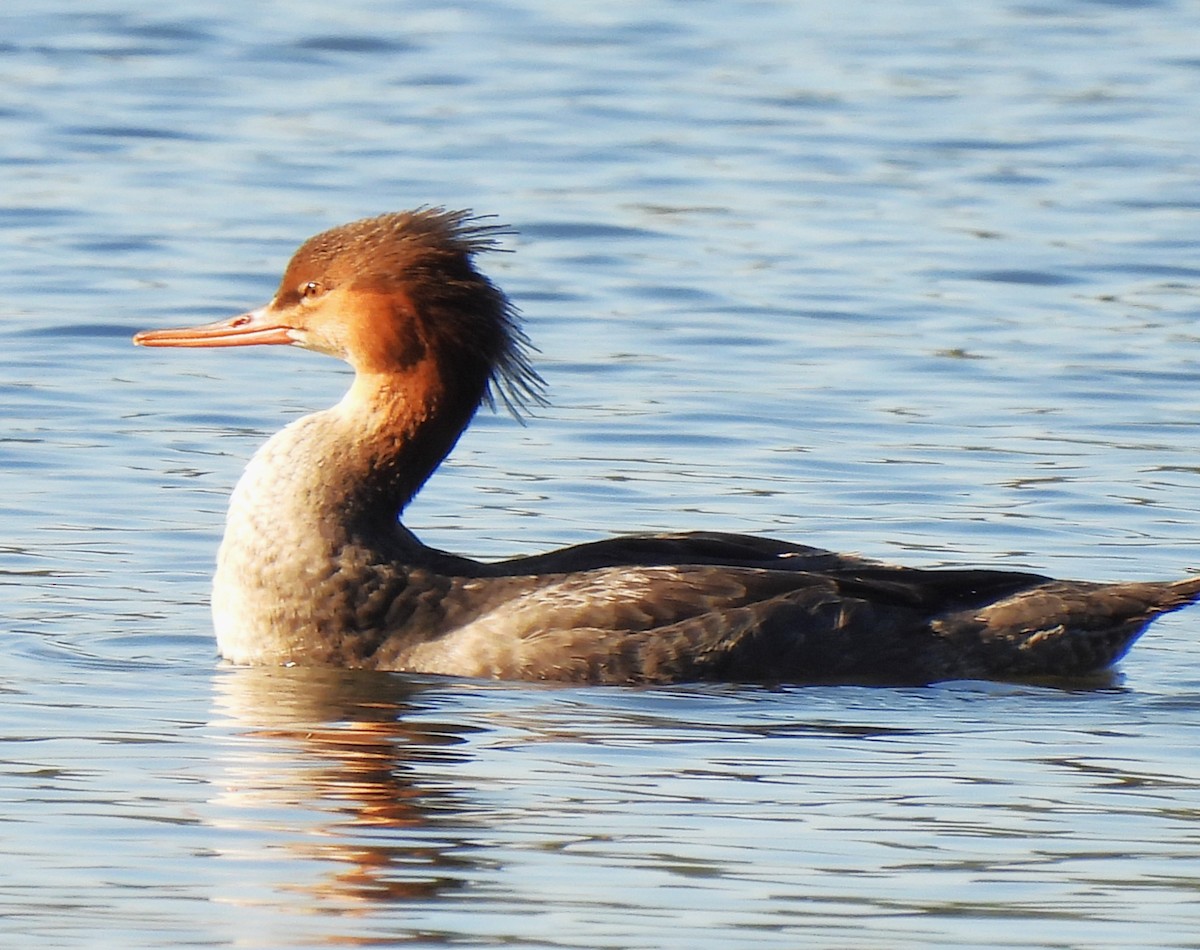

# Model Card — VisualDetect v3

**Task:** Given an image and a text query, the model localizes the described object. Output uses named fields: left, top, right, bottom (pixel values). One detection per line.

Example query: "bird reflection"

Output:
left=209, top=665, right=488, bottom=908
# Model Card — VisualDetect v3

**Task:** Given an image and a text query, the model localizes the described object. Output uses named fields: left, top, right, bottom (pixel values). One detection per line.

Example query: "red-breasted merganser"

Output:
left=134, top=209, right=1200, bottom=683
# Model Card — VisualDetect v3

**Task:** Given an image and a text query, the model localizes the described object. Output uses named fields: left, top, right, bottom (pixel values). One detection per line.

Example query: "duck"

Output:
left=133, top=208, right=1200, bottom=684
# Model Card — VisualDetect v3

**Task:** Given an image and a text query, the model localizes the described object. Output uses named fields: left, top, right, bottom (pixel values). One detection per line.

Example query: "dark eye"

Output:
left=300, top=281, right=323, bottom=300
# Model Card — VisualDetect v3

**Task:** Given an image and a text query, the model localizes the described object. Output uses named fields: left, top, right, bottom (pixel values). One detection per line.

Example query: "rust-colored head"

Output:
left=134, top=208, right=545, bottom=415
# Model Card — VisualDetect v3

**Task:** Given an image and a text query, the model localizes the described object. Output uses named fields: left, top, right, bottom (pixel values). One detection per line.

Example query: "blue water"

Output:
left=3, top=1, right=1200, bottom=946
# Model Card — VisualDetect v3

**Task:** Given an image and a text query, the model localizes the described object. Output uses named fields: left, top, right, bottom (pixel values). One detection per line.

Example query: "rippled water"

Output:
left=4, top=1, right=1200, bottom=947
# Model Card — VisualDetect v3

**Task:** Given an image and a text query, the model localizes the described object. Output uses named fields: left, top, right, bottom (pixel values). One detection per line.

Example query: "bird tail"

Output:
left=934, top=573, right=1200, bottom=679
left=1168, top=574, right=1200, bottom=603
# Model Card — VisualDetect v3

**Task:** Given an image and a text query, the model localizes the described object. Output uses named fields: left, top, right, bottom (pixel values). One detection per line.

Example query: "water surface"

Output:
left=3, top=1, right=1200, bottom=947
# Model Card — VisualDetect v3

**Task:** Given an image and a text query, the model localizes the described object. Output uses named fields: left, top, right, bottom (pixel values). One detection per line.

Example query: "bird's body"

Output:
left=135, top=209, right=1200, bottom=684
